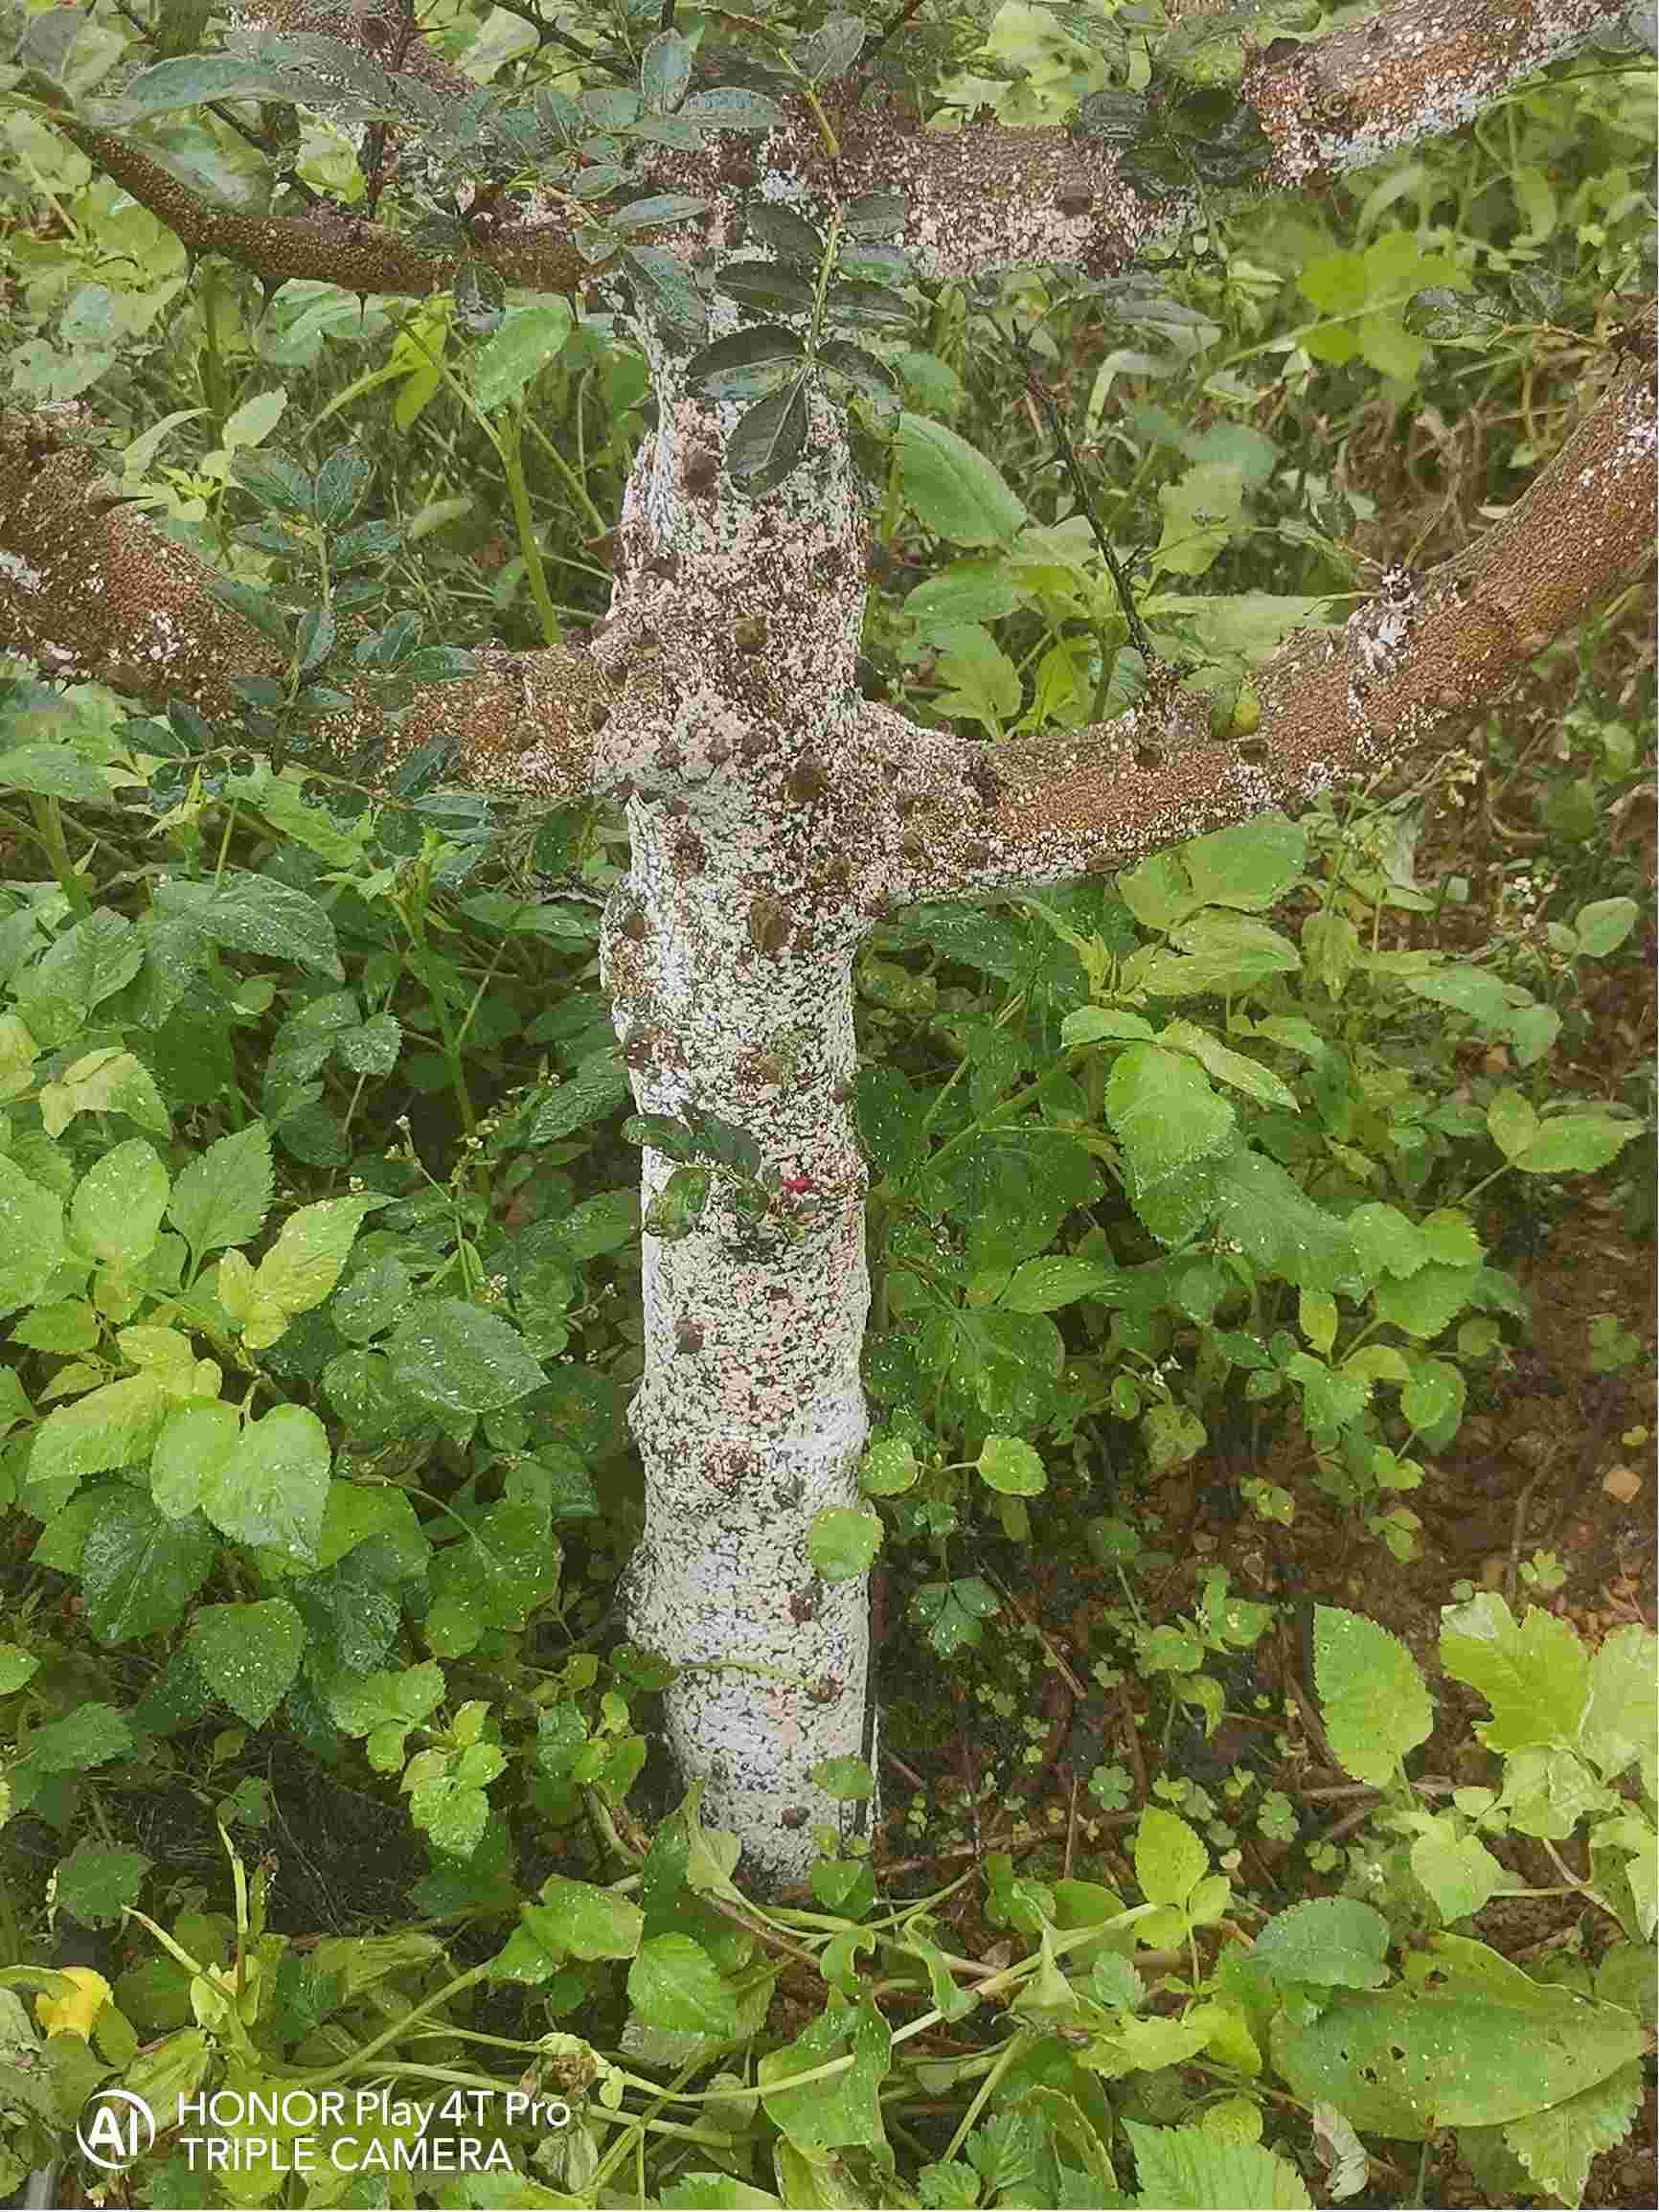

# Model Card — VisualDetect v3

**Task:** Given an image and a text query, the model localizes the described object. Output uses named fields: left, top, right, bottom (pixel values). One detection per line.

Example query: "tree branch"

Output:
left=886, top=337, right=1655, bottom=897
left=0, top=411, right=609, bottom=798
left=825, top=0, right=1627, bottom=283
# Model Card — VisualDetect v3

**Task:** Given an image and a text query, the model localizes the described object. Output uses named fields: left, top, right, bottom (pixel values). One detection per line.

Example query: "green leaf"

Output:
left=680, top=86, right=786, bottom=129
left=910, top=1577, right=1000, bottom=1657
left=386, top=1300, right=546, bottom=1416
left=999, top=1255, right=1119, bottom=1311
left=1143, top=1402, right=1207, bottom=1471
left=728, top=384, right=808, bottom=497
left=7, top=1703, right=132, bottom=1813
left=1580, top=1625, right=1659, bottom=1783
left=55, top=1842, right=151, bottom=1927
left=471, top=301, right=574, bottom=410
left=167, top=1123, right=273, bottom=1258
left=187, top=1600, right=305, bottom=1727
left=1272, top=1934, right=1648, bottom=2138
left=623, top=245, right=708, bottom=339
left=0, top=745, right=113, bottom=804
left=194, top=871, right=342, bottom=978
left=807, top=1505, right=882, bottom=1581
left=1503, top=2059, right=1644, bottom=2207
left=1573, top=897, right=1639, bottom=957
left=976, top=1436, right=1046, bottom=1495
left=1487, top=1087, right=1538, bottom=1162
left=0, top=1153, right=65, bottom=1314
left=1512, top=1112, right=1640, bottom=1175
left=1154, top=462, right=1243, bottom=577
left=761, top=1996, right=890, bottom=2155
left=643, top=1163, right=711, bottom=1242
left=1252, top=1897, right=1392, bottom=1990
left=149, top=1402, right=239, bottom=1519
left=825, top=280, right=913, bottom=332
left=1314, top=1605, right=1432, bottom=1787
left=425, top=1499, right=557, bottom=1656
left=330, top=1660, right=445, bottom=1770
left=1158, top=1020, right=1297, bottom=1109
left=197, top=1402, right=331, bottom=1564
left=859, top=1435, right=919, bottom=1495
left=80, top=1490, right=215, bottom=1643
left=1104, top=1045, right=1236, bottom=1245
left=1373, top=1261, right=1481, bottom=1339
left=1409, top=1813, right=1506, bottom=1921
left=627, top=1934, right=739, bottom=2036
left=1440, top=1591, right=1591, bottom=1752
left=716, top=260, right=817, bottom=316
left=29, top=1375, right=168, bottom=1502
left=685, top=325, right=805, bottom=403
left=533, top=1876, right=644, bottom=1961
left=69, top=1138, right=169, bottom=1266
left=816, top=338, right=899, bottom=413
left=744, top=201, right=824, bottom=263
left=811, top=1755, right=875, bottom=1802
left=1123, top=2120, right=1312, bottom=2209
left=640, top=29, right=693, bottom=113
left=1134, top=1808, right=1208, bottom=1910
left=897, top=415, right=1027, bottom=547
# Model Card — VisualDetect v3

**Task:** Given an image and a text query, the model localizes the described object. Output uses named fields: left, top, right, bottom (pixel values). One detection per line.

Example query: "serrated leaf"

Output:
left=1135, top=1807, right=1208, bottom=1910
left=1124, top=2119, right=1312, bottom=2209
left=1272, top=1934, right=1648, bottom=2138
left=0, top=1154, right=66, bottom=1315
left=386, top=1299, right=546, bottom=1416
left=976, top=1436, right=1046, bottom=1495
left=1313, top=1606, right=1432, bottom=1787
left=187, top=1600, right=305, bottom=1727
left=197, top=1402, right=330, bottom=1563
left=80, top=1490, right=215, bottom=1644
left=627, top=1934, right=739, bottom=2035
left=1105, top=1045, right=1236, bottom=1245
left=1440, top=1591, right=1591, bottom=1752
left=70, top=1138, right=169, bottom=1266
left=807, top=1506, right=881, bottom=1581
left=1503, top=2059, right=1644, bottom=2207
left=167, top=1123, right=273, bottom=1265
left=1253, top=1898, right=1392, bottom=1990
left=533, top=1876, right=644, bottom=1961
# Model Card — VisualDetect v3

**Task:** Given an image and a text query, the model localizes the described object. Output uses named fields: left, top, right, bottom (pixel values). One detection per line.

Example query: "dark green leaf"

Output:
left=826, top=280, right=913, bottom=332
left=716, top=261, right=817, bottom=317
left=728, top=383, right=808, bottom=498
left=625, top=245, right=709, bottom=339
left=745, top=201, right=824, bottom=263
left=686, top=325, right=806, bottom=403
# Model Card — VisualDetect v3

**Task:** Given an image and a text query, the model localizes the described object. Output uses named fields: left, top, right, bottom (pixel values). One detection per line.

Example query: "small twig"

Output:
left=1506, top=1472, right=1544, bottom=1605
left=989, top=1574, right=1085, bottom=1698
left=858, top=0, right=930, bottom=74
left=1285, top=1675, right=1340, bottom=1772
left=1012, top=330, right=1156, bottom=666
left=1117, top=1682, right=1148, bottom=1802
left=882, top=1746, right=927, bottom=1793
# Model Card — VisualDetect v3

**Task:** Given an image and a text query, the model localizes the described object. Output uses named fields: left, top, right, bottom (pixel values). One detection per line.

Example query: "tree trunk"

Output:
left=592, top=358, right=882, bottom=1881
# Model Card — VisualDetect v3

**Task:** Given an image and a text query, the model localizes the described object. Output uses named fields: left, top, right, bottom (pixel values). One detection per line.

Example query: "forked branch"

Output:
left=880, top=338, right=1656, bottom=898
left=0, top=413, right=608, bottom=796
